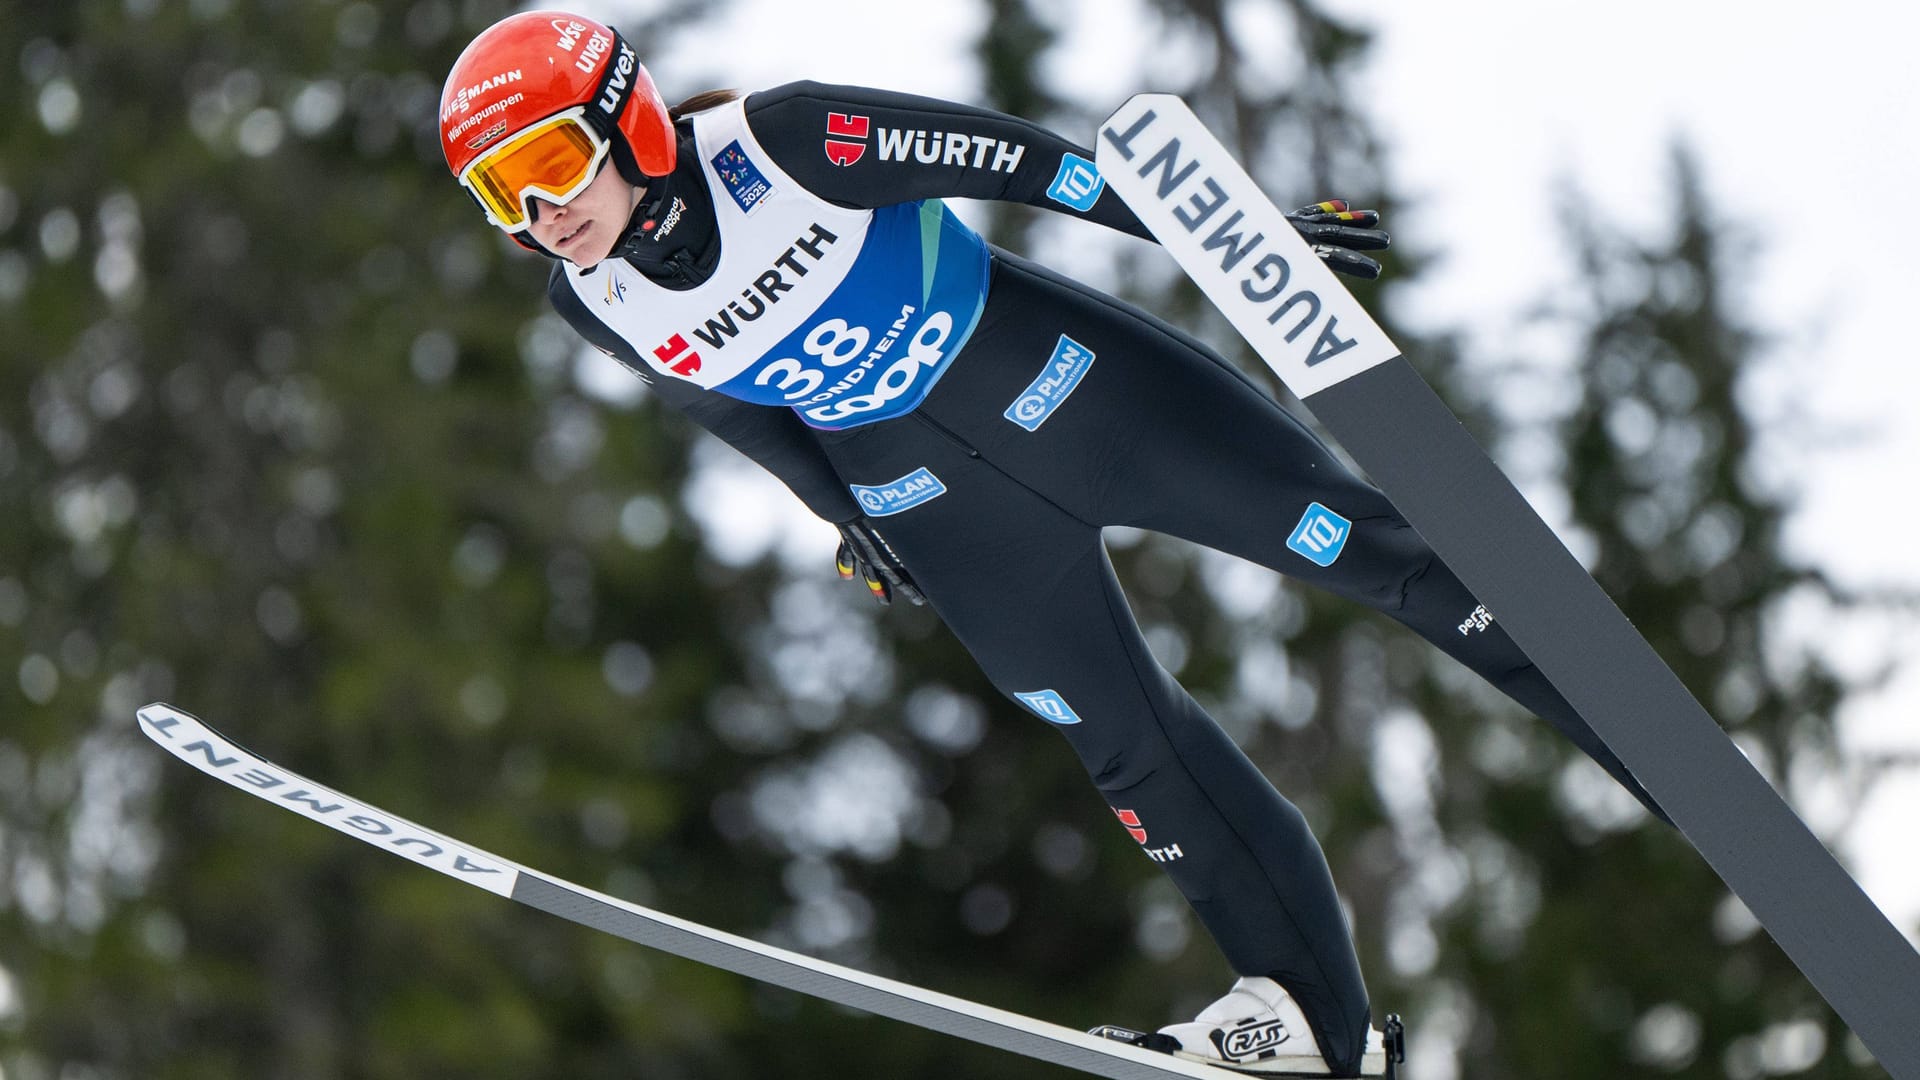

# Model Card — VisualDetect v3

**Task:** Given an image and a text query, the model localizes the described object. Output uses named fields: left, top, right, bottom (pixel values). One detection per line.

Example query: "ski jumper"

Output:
left=549, top=82, right=1665, bottom=1076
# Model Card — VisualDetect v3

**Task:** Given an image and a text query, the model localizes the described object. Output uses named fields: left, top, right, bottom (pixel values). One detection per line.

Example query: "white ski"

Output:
left=1094, top=93, right=1920, bottom=1077
left=136, top=702, right=1241, bottom=1080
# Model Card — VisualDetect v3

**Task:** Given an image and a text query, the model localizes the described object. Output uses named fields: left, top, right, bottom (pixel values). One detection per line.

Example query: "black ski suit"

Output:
left=549, top=81, right=1665, bottom=1075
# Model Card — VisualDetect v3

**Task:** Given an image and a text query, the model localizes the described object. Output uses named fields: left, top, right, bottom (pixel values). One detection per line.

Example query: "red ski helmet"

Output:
left=440, top=11, right=675, bottom=239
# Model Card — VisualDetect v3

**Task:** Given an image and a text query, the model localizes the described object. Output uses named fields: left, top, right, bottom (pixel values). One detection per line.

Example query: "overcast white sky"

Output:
left=576, top=0, right=1920, bottom=946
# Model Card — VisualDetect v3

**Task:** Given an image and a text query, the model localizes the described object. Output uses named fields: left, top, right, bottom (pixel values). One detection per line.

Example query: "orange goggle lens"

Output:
left=460, top=113, right=607, bottom=230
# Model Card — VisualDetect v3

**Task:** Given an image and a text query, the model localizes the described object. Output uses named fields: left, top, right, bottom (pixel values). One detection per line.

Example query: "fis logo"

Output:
left=1287, top=502, right=1350, bottom=567
left=603, top=274, right=628, bottom=306
left=712, top=141, right=774, bottom=214
left=1047, top=153, right=1106, bottom=212
left=1217, top=1019, right=1291, bottom=1060
left=824, top=112, right=870, bottom=166
left=1005, top=335, right=1094, bottom=431
left=1014, top=689, right=1082, bottom=725
left=1458, top=604, right=1494, bottom=635
left=849, top=467, right=946, bottom=517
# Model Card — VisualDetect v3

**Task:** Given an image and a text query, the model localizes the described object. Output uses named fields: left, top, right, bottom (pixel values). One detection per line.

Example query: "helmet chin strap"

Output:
left=608, top=166, right=676, bottom=258
left=634, top=168, right=675, bottom=222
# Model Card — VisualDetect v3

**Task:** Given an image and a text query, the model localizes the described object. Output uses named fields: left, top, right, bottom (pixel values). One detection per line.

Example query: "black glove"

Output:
left=1286, top=199, right=1390, bottom=280
left=835, top=519, right=925, bottom=606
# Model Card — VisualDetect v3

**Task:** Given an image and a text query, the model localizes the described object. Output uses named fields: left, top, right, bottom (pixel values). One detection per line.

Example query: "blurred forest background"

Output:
left=0, top=1, right=1904, bottom=1078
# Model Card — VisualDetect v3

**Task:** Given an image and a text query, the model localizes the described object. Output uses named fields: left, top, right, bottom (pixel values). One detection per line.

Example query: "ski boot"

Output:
left=1090, top=976, right=1406, bottom=1078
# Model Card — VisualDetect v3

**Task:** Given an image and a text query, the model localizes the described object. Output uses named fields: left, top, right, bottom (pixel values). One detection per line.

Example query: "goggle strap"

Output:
left=583, top=33, right=638, bottom=146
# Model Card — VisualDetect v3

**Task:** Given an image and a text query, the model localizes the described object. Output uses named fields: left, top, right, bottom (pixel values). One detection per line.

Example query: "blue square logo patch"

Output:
left=1046, top=153, right=1105, bottom=212
left=711, top=140, right=773, bottom=214
left=1014, top=689, right=1082, bottom=725
left=1287, top=502, right=1350, bottom=567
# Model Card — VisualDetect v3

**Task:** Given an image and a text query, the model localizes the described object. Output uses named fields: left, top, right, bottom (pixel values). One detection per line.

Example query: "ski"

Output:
left=1095, top=94, right=1920, bottom=1077
left=139, top=702, right=1256, bottom=1080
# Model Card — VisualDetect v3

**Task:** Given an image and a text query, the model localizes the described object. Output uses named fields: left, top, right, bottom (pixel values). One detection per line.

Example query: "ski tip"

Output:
left=1102, top=92, right=1187, bottom=130
left=136, top=700, right=204, bottom=730
left=136, top=701, right=183, bottom=725
left=135, top=703, right=228, bottom=755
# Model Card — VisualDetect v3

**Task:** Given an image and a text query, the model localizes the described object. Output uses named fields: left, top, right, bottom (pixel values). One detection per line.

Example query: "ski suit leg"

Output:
left=940, top=251, right=1667, bottom=825
left=819, top=419, right=1374, bottom=1076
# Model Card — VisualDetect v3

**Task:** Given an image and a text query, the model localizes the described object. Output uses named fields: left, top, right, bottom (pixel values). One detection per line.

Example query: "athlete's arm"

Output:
left=740, top=83, right=1392, bottom=277
left=547, top=266, right=862, bottom=523
left=741, top=81, right=1156, bottom=240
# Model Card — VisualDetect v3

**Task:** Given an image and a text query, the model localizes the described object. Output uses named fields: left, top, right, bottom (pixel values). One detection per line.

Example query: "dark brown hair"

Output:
left=669, top=89, right=743, bottom=121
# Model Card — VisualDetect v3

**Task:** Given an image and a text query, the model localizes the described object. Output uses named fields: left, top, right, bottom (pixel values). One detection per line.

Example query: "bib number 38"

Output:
left=750, top=312, right=956, bottom=427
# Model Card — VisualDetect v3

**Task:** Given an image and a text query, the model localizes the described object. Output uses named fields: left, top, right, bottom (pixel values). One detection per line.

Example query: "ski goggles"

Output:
left=458, top=107, right=611, bottom=231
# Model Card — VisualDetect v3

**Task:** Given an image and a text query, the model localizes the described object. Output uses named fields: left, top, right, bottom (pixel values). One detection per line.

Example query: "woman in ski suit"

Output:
left=439, top=12, right=1664, bottom=1077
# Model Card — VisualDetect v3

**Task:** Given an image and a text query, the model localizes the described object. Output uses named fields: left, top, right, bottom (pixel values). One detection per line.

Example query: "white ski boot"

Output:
left=1090, top=976, right=1404, bottom=1077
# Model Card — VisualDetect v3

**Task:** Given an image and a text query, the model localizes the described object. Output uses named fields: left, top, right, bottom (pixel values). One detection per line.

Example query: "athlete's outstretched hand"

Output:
left=1286, top=200, right=1390, bottom=280
left=836, top=519, right=925, bottom=606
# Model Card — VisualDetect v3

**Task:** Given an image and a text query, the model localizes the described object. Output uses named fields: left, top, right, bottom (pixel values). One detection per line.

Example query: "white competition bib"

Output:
left=571, top=100, right=990, bottom=429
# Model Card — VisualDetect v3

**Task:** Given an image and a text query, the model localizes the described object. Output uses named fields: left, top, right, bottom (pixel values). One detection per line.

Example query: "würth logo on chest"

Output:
left=651, top=333, right=700, bottom=376
left=644, top=224, right=841, bottom=380
left=706, top=225, right=838, bottom=342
